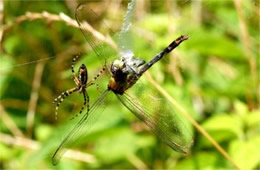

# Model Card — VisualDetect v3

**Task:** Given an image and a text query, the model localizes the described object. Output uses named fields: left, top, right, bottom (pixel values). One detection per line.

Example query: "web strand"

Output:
left=0, top=56, right=55, bottom=70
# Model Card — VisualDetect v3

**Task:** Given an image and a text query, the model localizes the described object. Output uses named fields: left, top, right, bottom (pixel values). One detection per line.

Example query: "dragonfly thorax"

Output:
left=120, top=50, right=145, bottom=74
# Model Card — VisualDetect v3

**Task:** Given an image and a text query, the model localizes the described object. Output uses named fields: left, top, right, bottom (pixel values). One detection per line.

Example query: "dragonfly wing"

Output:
left=52, top=90, right=111, bottom=165
left=116, top=83, right=193, bottom=153
left=118, top=0, right=136, bottom=54
left=76, top=3, right=118, bottom=70
left=118, top=0, right=146, bottom=73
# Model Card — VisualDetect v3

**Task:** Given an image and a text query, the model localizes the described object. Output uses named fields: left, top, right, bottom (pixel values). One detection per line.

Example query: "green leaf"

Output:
left=234, top=100, right=248, bottom=117
left=0, top=143, right=14, bottom=160
left=94, top=128, right=138, bottom=162
left=186, top=29, right=245, bottom=60
left=35, top=124, right=53, bottom=142
left=202, top=114, right=243, bottom=142
left=246, top=110, right=260, bottom=128
left=138, top=14, right=169, bottom=35
left=174, top=151, right=225, bottom=169
left=229, top=136, right=260, bottom=170
left=0, top=54, right=14, bottom=95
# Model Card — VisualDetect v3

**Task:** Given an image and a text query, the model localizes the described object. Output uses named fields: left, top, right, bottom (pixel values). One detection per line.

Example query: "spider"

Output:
left=53, top=55, right=105, bottom=120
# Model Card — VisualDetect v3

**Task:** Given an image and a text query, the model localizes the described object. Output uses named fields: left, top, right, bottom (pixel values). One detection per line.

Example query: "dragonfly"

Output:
left=52, top=0, right=193, bottom=165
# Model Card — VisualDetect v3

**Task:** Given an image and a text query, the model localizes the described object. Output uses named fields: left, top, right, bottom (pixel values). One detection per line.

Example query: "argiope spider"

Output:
left=53, top=55, right=105, bottom=120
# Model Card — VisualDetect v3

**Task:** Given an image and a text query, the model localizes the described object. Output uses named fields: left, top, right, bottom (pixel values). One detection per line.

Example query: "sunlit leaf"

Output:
left=229, top=136, right=260, bottom=170
left=202, top=114, right=243, bottom=140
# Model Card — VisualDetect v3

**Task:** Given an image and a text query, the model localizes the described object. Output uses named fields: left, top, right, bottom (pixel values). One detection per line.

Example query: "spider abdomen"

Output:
left=78, top=64, right=88, bottom=85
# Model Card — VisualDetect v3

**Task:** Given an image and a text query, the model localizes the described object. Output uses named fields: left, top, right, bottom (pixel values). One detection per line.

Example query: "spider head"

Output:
left=79, top=64, right=87, bottom=73
left=80, top=64, right=86, bottom=69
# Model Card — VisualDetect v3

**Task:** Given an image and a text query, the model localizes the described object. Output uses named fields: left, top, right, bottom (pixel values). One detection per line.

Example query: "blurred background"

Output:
left=0, top=0, right=259, bottom=169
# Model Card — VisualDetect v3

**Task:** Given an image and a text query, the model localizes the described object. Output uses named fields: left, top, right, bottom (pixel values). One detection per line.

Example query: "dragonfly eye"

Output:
left=111, top=60, right=124, bottom=73
left=111, top=63, right=119, bottom=74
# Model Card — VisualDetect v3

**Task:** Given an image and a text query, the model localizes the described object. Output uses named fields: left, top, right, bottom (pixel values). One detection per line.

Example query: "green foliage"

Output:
left=200, top=101, right=260, bottom=169
left=1, top=0, right=259, bottom=169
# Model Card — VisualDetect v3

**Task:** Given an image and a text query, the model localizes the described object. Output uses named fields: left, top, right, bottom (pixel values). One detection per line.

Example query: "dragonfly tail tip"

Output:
left=182, top=35, right=189, bottom=40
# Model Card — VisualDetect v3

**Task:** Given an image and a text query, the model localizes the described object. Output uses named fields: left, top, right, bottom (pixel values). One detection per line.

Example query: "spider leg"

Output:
left=87, top=81, right=102, bottom=93
left=71, top=55, right=81, bottom=85
left=85, top=66, right=106, bottom=93
left=94, top=83, right=102, bottom=93
left=53, top=86, right=80, bottom=120
left=73, top=76, right=80, bottom=86
left=70, top=88, right=89, bottom=120
left=71, top=55, right=80, bottom=74
left=92, top=66, right=106, bottom=81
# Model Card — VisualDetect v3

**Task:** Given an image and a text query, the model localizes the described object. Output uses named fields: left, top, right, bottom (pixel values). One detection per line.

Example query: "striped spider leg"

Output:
left=53, top=55, right=105, bottom=120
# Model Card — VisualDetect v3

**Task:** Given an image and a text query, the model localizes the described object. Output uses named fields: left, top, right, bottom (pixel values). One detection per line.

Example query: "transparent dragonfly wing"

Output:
left=52, top=90, right=111, bottom=165
left=76, top=1, right=143, bottom=74
left=118, top=0, right=136, bottom=53
left=118, top=0, right=146, bottom=73
left=116, top=82, right=193, bottom=153
left=75, top=3, right=118, bottom=71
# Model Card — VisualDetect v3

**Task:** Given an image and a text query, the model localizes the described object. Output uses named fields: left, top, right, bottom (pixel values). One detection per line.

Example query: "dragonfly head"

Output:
left=110, top=60, right=125, bottom=75
left=108, top=59, right=129, bottom=94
